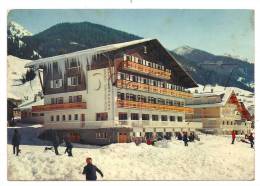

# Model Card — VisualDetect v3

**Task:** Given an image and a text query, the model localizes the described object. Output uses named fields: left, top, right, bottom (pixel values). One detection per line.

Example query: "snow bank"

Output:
left=7, top=129, right=254, bottom=180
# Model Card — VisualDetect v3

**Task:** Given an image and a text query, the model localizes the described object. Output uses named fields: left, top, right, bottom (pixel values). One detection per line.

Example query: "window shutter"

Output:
left=67, top=77, right=71, bottom=86
left=50, top=80, right=53, bottom=88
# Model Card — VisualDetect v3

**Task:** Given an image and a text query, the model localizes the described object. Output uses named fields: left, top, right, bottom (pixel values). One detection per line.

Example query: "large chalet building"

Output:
left=25, top=38, right=202, bottom=145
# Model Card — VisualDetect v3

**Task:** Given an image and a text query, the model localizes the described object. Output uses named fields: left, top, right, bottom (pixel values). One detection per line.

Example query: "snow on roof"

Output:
left=25, top=38, right=153, bottom=68
left=187, top=89, right=235, bottom=108
left=18, top=99, right=44, bottom=110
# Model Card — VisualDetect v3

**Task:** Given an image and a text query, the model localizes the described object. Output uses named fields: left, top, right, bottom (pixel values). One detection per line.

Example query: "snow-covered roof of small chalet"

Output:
left=186, top=89, right=235, bottom=108
left=18, top=99, right=44, bottom=110
left=25, top=38, right=198, bottom=88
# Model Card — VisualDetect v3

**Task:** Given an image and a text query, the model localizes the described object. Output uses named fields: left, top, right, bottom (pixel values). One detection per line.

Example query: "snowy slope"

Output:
left=7, top=55, right=42, bottom=101
left=7, top=124, right=254, bottom=180
left=8, top=21, right=32, bottom=39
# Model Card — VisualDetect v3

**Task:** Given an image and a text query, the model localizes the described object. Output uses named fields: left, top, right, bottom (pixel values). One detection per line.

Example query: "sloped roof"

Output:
left=18, top=99, right=44, bottom=110
left=187, top=89, right=235, bottom=108
left=25, top=38, right=152, bottom=67
left=25, top=38, right=197, bottom=88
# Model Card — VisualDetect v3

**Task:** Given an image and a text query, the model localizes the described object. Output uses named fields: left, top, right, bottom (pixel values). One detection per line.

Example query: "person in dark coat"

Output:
left=52, top=132, right=60, bottom=155
left=82, top=157, right=103, bottom=181
left=231, top=130, right=236, bottom=144
left=183, top=132, right=189, bottom=146
left=64, top=137, right=73, bottom=157
left=248, top=133, right=254, bottom=148
left=12, top=129, right=21, bottom=156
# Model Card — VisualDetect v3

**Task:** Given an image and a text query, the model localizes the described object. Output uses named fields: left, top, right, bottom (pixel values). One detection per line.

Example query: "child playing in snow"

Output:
left=82, top=157, right=103, bottom=181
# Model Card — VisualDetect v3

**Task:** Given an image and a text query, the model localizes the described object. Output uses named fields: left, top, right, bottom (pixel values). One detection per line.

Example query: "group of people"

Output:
left=231, top=130, right=255, bottom=148
left=51, top=132, right=73, bottom=157
left=11, top=129, right=103, bottom=180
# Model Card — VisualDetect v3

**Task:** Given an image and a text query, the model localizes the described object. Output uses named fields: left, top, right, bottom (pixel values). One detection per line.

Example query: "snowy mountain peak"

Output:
left=173, top=45, right=195, bottom=55
left=8, top=21, right=32, bottom=38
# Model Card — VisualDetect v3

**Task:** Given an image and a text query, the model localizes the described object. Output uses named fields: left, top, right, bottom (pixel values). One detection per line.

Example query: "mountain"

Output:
left=7, top=21, right=141, bottom=59
left=7, top=21, right=254, bottom=92
left=171, top=46, right=254, bottom=92
left=8, top=21, right=41, bottom=59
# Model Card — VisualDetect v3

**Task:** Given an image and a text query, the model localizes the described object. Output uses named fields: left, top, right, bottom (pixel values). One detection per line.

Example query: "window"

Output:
left=51, top=116, right=54, bottom=122
left=51, top=98, right=55, bottom=104
left=120, top=93, right=125, bottom=100
left=161, top=115, right=168, bottom=121
left=68, top=76, right=79, bottom=86
left=131, top=113, right=139, bottom=120
left=152, top=115, right=159, bottom=121
left=51, top=79, right=63, bottom=89
left=57, top=97, right=63, bottom=104
left=230, top=121, right=233, bottom=125
left=32, top=113, right=39, bottom=117
left=96, top=112, right=108, bottom=121
left=227, top=121, right=229, bottom=125
left=74, top=114, right=78, bottom=120
left=76, top=95, right=82, bottom=102
left=170, top=116, right=176, bottom=121
left=68, top=115, right=72, bottom=121
left=223, top=121, right=225, bottom=125
left=56, top=115, right=60, bottom=122
left=69, top=96, right=73, bottom=103
left=62, top=115, right=66, bottom=121
left=142, top=114, right=149, bottom=120
left=96, top=132, right=107, bottom=139
left=119, top=112, right=127, bottom=120
left=40, top=113, right=44, bottom=116
left=177, top=116, right=183, bottom=122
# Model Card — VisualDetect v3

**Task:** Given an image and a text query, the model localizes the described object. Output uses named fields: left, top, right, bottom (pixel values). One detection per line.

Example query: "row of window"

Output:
left=222, top=121, right=247, bottom=126
left=117, top=72, right=185, bottom=91
left=119, top=112, right=183, bottom=122
left=123, top=54, right=171, bottom=73
left=50, top=114, right=79, bottom=122
left=50, top=76, right=81, bottom=89
left=117, top=92, right=185, bottom=107
left=50, top=95, right=82, bottom=104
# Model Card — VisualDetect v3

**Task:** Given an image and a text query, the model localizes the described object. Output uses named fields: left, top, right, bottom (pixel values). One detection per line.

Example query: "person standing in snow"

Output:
left=82, top=157, right=104, bottom=181
left=231, top=130, right=236, bottom=144
left=183, top=132, right=189, bottom=146
left=248, top=133, right=254, bottom=148
left=64, top=136, right=73, bottom=156
left=52, top=131, right=60, bottom=155
left=12, top=129, right=21, bottom=156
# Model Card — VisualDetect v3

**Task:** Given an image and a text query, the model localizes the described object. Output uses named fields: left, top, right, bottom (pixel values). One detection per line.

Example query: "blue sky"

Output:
left=8, top=9, right=254, bottom=62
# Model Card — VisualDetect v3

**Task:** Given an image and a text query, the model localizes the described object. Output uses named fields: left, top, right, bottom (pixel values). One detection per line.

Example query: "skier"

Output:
left=82, top=157, right=104, bottom=181
left=52, top=131, right=60, bottom=155
left=183, top=132, right=189, bottom=146
left=12, top=129, right=21, bottom=156
left=64, top=136, right=73, bottom=156
left=231, top=130, right=236, bottom=144
left=248, top=133, right=254, bottom=148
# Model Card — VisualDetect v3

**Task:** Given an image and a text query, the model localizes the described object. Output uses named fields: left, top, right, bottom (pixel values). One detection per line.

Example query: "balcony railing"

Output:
left=117, top=100, right=193, bottom=113
left=32, top=102, right=87, bottom=112
left=116, top=79, right=192, bottom=98
left=122, top=61, right=171, bottom=79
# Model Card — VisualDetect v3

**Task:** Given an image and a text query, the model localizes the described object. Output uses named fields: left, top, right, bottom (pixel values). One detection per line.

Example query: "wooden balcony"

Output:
left=32, top=102, right=87, bottom=112
left=117, top=100, right=193, bottom=113
left=122, top=61, right=171, bottom=80
left=116, top=79, right=192, bottom=98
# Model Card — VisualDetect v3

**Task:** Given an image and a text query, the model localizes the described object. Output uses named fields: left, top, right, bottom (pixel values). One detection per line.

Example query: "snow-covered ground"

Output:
left=7, top=124, right=254, bottom=181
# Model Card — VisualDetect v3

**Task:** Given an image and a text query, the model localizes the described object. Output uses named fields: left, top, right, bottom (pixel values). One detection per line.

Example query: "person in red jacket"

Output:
left=231, top=130, right=236, bottom=144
